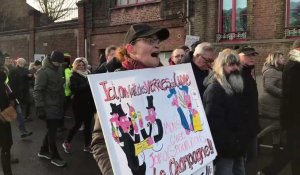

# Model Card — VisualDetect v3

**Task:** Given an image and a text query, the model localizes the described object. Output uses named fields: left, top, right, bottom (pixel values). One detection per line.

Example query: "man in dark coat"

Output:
left=238, top=46, right=260, bottom=161
left=94, top=45, right=119, bottom=73
left=204, top=49, right=249, bottom=175
left=280, top=44, right=300, bottom=175
left=191, top=42, right=215, bottom=100
left=0, top=51, right=13, bottom=175
left=8, top=58, right=33, bottom=138
left=33, top=51, right=66, bottom=167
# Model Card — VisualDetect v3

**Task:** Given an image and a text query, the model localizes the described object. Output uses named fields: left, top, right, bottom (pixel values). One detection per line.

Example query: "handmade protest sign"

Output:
left=88, top=63, right=217, bottom=175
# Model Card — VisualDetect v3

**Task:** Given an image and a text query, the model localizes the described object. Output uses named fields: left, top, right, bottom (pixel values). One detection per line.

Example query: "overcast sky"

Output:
left=26, top=0, right=40, bottom=10
left=26, top=0, right=78, bottom=10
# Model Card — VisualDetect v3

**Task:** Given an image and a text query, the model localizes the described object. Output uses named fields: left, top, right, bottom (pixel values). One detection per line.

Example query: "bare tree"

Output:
left=35, top=0, right=78, bottom=22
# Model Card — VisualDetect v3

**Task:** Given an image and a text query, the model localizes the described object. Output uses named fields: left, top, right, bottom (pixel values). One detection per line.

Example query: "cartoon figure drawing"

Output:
left=141, top=96, right=163, bottom=147
left=168, top=86, right=203, bottom=133
left=109, top=96, right=164, bottom=175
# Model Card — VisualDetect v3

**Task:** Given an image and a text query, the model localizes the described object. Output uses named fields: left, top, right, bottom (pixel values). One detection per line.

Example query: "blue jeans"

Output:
left=215, top=157, right=245, bottom=175
left=16, top=104, right=27, bottom=134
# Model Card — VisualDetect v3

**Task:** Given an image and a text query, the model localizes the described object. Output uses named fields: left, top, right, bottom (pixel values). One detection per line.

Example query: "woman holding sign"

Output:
left=91, top=23, right=169, bottom=175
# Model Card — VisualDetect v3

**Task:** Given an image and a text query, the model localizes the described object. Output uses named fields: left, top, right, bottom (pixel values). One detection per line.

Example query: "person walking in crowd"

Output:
left=91, top=23, right=169, bottom=175
left=62, top=57, right=95, bottom=154
left=94, top=45, right=120, bottom=73
left=238, top=46, right=260, bottom=162
left=257, top=52, right=288, bottom=175
left=63, top=53, right=72, bottom=119
left=59, top=53, right=72, bottom=133
left=27, top=60, right=42, bottom=121
left=280, top=40, right=300, bottom=175
left=33, top=51, right=67, bottom=167
left=168, top=47, right=185, bottom=65
left=204, top=49, right=250, bottom=175
left=181, top=41, right=201, bottom=64
left=0, top=51, right=14, bottom=175
left=191, top=42, right=215, bottom=99
left=180, top=45, right=190, bottom=55
left=8, top=57, right=33, bottom=138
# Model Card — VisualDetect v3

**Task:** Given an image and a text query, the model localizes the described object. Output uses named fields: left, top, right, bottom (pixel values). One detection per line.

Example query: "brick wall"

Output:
left=249, top=0, right=285, bottom=40
left=191, top=0, right=207, bottom=40
left=110, top=2, right=162, bottom=25
left=0, top=24, right=78, bottom=63
left=35, top=29, right=78, bottom=61
left=206, top=0, right=218, bottom=42
left=0, top=33, right=29, bottom=60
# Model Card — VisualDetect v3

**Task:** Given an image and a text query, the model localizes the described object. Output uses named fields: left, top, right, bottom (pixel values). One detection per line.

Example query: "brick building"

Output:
left=0, top=0, right=300, bottom=74
left=78, top=0, right=300, bottom=72
left=77, top=0, right=188, bottom=66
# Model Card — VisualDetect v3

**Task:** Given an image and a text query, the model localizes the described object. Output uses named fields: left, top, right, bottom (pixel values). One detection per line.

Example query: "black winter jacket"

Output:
left=241, top=66, right=260, bottom=137
left=8, top=66, right=31, bottom=103
left=191, top=61, right=209, bottom=100
left=280, top=60, right=300, bottom=130
left=0, top=69, right=13, bottom=147
left=70, top=71, right=95, bottom=113
left=204, top=80, right=249, bottom=158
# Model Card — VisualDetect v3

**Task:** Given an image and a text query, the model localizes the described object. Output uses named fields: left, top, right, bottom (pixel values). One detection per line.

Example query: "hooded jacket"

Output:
left=33, top=58, right=64, bottom=120
left=280, top=49, right=300, bottom=130
left=260, top=64, right=283, bottom=118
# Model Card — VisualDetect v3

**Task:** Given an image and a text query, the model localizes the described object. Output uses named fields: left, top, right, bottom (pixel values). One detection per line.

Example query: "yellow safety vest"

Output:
left=64, top=68, right=72, bottom=96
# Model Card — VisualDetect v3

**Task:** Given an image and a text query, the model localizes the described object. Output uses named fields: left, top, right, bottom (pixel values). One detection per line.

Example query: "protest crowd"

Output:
left=1, top=23, right=300, bottom=175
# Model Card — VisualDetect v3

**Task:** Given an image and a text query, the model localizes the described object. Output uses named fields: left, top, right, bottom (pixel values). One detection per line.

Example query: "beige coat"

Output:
left=91, top=114, right=113, bottom=175
left=259, top=64, right=282, bottom=118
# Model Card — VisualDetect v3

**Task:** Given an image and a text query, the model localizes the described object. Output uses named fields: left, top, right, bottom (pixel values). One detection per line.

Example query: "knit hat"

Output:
left=50, top=51, right=64, bottom=63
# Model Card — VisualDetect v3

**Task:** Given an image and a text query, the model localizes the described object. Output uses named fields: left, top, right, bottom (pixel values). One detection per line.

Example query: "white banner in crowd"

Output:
left=88, top=64, right=217, bottom=175
left=185, top=35, right=200, bottom=49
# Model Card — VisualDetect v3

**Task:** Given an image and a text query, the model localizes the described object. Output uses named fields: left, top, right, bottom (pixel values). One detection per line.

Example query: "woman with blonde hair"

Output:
left=62, top=57, right=95, bottom=153
left=258, top=51, right=287, bottom=175
left=260, top=52, right=285, bottom=118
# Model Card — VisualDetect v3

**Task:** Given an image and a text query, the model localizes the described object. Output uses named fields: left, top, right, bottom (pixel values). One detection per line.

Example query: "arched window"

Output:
left=217, top=0, right=247, bottom=42
left=285, top=0, right=300, bottom=37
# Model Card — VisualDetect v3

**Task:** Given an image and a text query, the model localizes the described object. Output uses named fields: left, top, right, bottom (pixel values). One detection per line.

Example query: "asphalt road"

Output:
left=2, top=114, right=292, bottom=175
left=6, top=116, right=101, bottom=175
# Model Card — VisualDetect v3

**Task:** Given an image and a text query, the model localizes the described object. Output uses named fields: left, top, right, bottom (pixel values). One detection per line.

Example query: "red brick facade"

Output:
left=0, top=0, right=299, bottom=74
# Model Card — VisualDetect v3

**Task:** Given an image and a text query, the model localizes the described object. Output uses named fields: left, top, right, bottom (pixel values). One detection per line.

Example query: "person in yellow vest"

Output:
left=0, top=51, right=14, bottom=175
left=63, top=53, right=72, bottom=118
left=58, top=53, right=72, bottom=132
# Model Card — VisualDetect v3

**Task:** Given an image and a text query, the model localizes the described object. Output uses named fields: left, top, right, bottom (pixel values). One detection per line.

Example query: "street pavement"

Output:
left=2, top=114, right=292, bottom=175
left=6, top=116, right=101, bottom=175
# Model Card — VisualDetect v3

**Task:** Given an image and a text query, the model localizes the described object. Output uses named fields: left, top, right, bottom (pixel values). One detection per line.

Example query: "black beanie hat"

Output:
left=50, top=51, right=64, bottom=63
